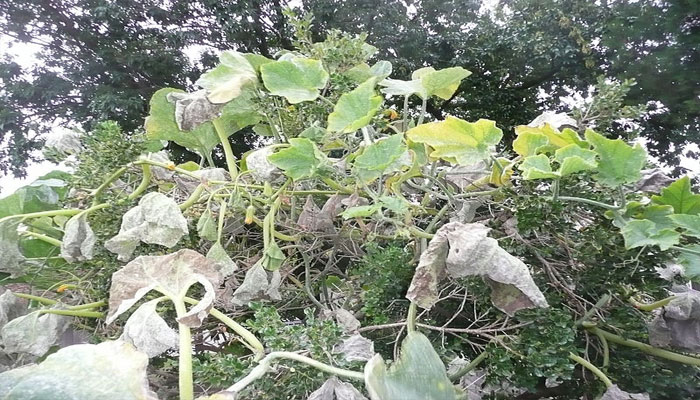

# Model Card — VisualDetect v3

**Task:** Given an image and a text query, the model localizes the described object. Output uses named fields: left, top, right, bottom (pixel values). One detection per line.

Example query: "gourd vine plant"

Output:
left=1, top=12, right=699, bottom=400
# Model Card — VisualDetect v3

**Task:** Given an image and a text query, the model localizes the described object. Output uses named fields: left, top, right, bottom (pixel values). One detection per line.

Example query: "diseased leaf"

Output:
left=648, top=287, right=700, bottom=353
left=120, top=299, right=179, bottom=358
left=333, top=333, right=374, bottom=362
left=197, top=209, right=218, bottom=242
left=406, top=222, right=548, bottom=315
left=217, top=89, right=262, bottom=133
left=406, top=117, right=502, bottom=166
left=1, top=309, right=69, bottom=356
left=0, top=219, right=25, bottom=277
left=261, top=57, right=329, bottom=103
left=196, top=51, right=257, bottom=104
left=0, top=172, right=70, bottom=219
left=245, top=146, right=281, bottom=182
left=519, top=155, right=559, bottom=180
left=267, top=138, right=329, bottom=180
left=261, top=241, right=285, bottom=271
left=328, top=78, right=383, bottom=133
left=299, top=125, right=327, bottom=143
left=670, top=214, right=700, bottom=238
left=43, top=128, right=83, bottom=156
left=599, top=385, right=650, bottom=400
left=620, top=219, right=680, bottom=250
left=104, top=192, right=189, bottom=261
left=0, top=289, right=28, bottom=330
left=106, top=249, right=221, bottom=328
left=60, top=213, right=96, bottom=263
left=0, top=340, right=158, bottom=400
left=309, top=377, right=368, bottom=400
left=231, top=262, right=282, bottom=306
left=206, top=242, right=238, bottom=277
left=352, top=134, right=407, bottom=183
left=144, top=88, right=221, bottom=157
left=341, top=205, right=380, bottom=219
left=364, top=331, right=461, bottom=400
left=651, top=176, right=700, bottom=215
left=554, top=144, right=598, bottom=176
left=585, top=129, right=647, bottom=187
left=635, top=169, right=674, bottom=193
left=167, top=90, right=223, bottom=131
left=527, top=111, right=577, bottom=129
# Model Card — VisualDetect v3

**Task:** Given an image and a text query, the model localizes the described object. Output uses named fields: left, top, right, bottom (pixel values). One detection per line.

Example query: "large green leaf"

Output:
left=267, top=138, right=329, bottom=180
left=364, top=331, right=461, bottom=400
left=678, top=245, right=700, bottom=282
left=144, top=88, right=221, bottom=157
left=379, top=66, right=471, bottom=100
left=195, top=50, right=257, bottom=104
left=216, top=88, right=262, bottom=134
left=621, top=219, right=680, bottom=250
left=585, top=129, right=647, bottom=187
left=260, top=56, right=329, bottom=103
left=406, top=117, right=502, bottom=165
left=0, top=340, right=158, bottom=400
left=669, top=214, right=700, bottom=238
left=652, top=176, right=700, bottom=215
left=512, top=130, right=549, bottom=157
left=327, top=79, right=383, bottom=133
left=519, top=154, right=559, bottom=180
left=352, top=134, right=407, bottom=183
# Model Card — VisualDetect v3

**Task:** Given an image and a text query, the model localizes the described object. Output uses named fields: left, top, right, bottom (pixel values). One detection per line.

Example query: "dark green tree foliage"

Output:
left=0, top=0, right=697, bottom=178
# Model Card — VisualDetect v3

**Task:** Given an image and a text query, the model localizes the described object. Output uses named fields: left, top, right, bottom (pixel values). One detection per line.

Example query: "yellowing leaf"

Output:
left=514, top=124, right=587, bottom=152
left=512, top=130, right=549, bottom=157
left=379, top=66, right=471, bottom=100
left=328, top=79, right=383, bottom=133
left=406, top=117, right=502, bottom=166
left=352, top=134, right=408, bottom=183
left=261, top=57, right=329, bottom=103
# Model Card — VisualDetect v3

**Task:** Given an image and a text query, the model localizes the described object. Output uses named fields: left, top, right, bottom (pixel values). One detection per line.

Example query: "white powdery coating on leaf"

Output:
left=308, top=377, right=368, bottom=400
left=1, top=310, right=69, bottom=356
left=120, top=299, right=179, bottom=358
left=333, top=333, right=375, bottom=362
left=104, top=192, right=189, bottom=261
left=407, top=222, right=548, bottom=316
left=231, top=262, right=282, bottom=306
left=599, top=385, right=650, bottom=400
left=527, top=111, right=577, bottom=129
left=246, top=147, right=280, bottom=182
left=60, top=213, right=97, bottom=263
left=0, top=340, right=159, bottom=400
left=0, top=289, right=28, bottom=331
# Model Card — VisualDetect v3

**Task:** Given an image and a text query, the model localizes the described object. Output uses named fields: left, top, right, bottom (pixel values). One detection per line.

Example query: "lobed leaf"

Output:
left=406, top=117, right=502, bottom=166
left=620, top=219, right=680, bottom=250
left=352, top=134, right=407, bottom=183
left=585, top=129, right=646, bottom=187
left=196, top=51, right=257, bottom=104
left=327, top=78, right=383, bottom=133
left=267, top=138, right=329, bottom=180
left=651, top=176, right=700, bottom=215
left=261, top=56, right=329, bottom=104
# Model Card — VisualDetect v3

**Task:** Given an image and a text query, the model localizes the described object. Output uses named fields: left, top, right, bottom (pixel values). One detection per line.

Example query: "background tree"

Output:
left=0, top=0, right=697, bottom=179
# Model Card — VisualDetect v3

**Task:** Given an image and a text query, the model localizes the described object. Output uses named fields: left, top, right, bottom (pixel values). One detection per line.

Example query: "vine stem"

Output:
left=629, top=295, right=677, bottom=311
left=174, top=300, right=194, bottom=400
left=551, top=196, right=620, bottom=210
left=21, top=231, right=62, bottom=247
left=583, top=323, right=700, bottom=367
left=417, top=96, right=427, bottom=126
left=39, top=309, right=103, bottom=318
left=406, top=302, right=417, bottom=333
left=449, top=351, right=489, bottom=381
left=182, top=297, right=264, bottom=360
left=226, top=351, right=364, bottom=394
left=179, top=184, right=205, bottom=211
left=127, top=164, right=152, bottom=200
left=90, top=165, right=128, bottom=205
left=212, top=118, right=238, bottom=179
left=568, top=353, right=613, bottom=388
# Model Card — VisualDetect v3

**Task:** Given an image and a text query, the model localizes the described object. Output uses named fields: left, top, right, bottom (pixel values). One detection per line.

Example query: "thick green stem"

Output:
left=91, top=166, right=128, bottom=205
left=569, top=353, right=613, bottom=388
left=321, top=177, right=354, bottom=194
left=39, top=309, right=104, bottom=318
left=226, top=351, right=364, bottom=393
left=575, top=294, right=610, bottom=326
left=629, top=295, right=677, bottom=311
left=583, top=324, right=700, bottom=367
left=406, top=302, right=417, bottom=333
left=594, top=329, right=610, bottom=368
left=179, top=184, right=205, bottom=211
left=213, top=118, right=238, bottom=179
left=22, top=231, right=61, bottom=247
left=68, top=300, right=107, bottom=311
left=417, top=97, right=427, bottom=126
left=182, top=297, right=264, bottom=360
left=449, top=351, right=489, bottom=381
left=0, top=208, right=82, bottom=225
left=127, top=164, right=152, bottom=200
left=174, top=300, right=194, bottom=400
left=12, top=293, right=58, bottom=305
left=402, top=95, right=409, bottom=132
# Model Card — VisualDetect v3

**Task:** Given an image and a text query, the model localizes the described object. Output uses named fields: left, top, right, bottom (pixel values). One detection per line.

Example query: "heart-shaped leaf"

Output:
left=327, top=78, right=383, bottom=133
left=585, top=129, right=647, bottom=187
left=267, top=138, right=329, bottom=180
left=196, top=51, right=257, bottom=104
left=652, top=176, right=700, bottom=215
left=261, top=56, right=329, bottom=103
